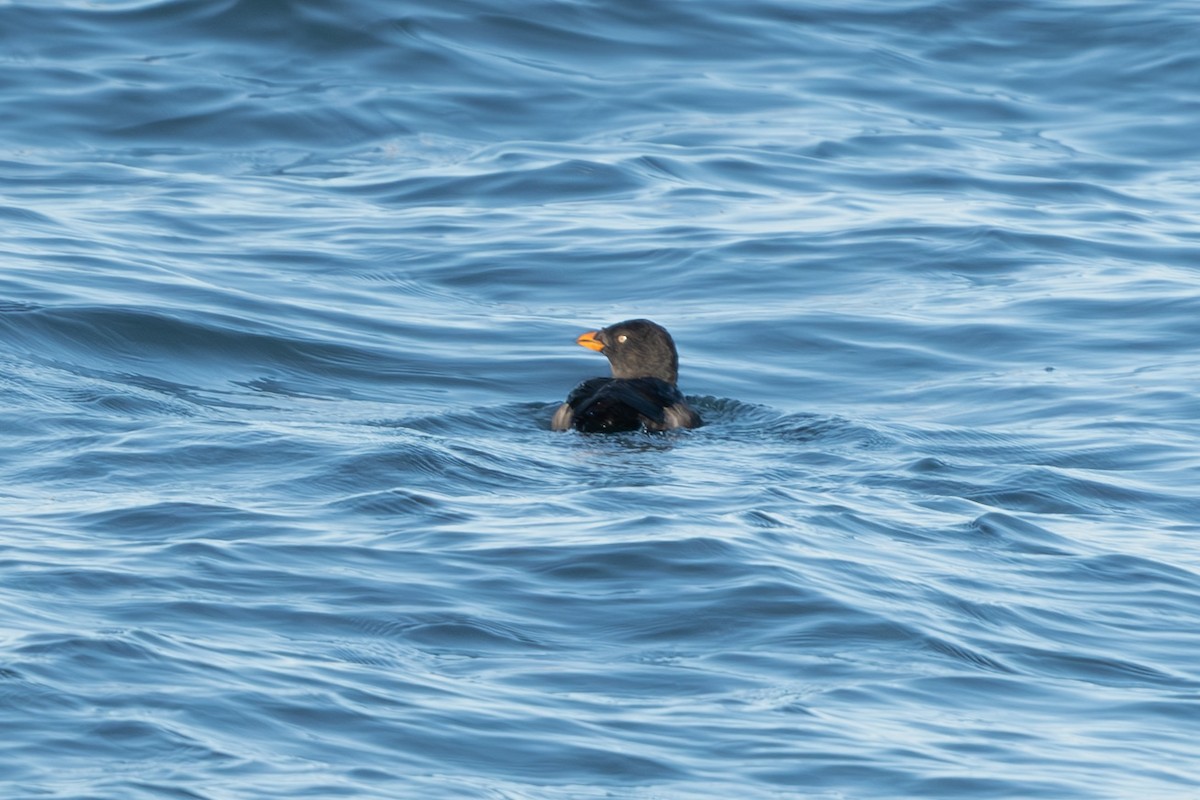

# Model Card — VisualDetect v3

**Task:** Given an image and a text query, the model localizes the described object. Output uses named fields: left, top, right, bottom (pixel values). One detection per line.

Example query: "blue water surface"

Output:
left=3, top=1, right=1200, bottom=798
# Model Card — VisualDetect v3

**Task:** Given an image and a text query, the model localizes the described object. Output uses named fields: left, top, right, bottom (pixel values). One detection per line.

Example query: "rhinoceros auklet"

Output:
left=551, top=319, right=702, bottom=433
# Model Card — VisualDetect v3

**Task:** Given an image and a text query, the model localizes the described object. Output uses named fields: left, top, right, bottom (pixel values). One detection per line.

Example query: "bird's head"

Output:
left=576, top=318, right=680, bottom=384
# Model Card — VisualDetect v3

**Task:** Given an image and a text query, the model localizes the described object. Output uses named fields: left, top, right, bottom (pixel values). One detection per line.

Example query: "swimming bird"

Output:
left=551, top=319, right=702, bottom=433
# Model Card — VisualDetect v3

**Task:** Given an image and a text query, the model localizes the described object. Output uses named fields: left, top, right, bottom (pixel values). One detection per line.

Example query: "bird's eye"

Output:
left=617, top=334, right=627, bottom=343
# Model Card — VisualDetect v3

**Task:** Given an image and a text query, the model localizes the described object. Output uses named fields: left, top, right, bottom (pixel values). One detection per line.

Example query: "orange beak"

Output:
left=576, top=331, right=604, bottom=352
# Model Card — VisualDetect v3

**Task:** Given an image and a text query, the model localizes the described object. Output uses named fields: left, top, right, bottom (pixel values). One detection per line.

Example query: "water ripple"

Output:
left=4, top=0, right=1200, bottom=798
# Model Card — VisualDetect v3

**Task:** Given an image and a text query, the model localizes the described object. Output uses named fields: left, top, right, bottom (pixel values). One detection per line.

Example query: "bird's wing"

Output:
left=584, top=378, right=674, bottom=424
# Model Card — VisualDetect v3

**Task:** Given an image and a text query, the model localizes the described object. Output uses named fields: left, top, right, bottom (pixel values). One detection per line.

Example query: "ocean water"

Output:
left=2, top=1, right=1200, bottom=797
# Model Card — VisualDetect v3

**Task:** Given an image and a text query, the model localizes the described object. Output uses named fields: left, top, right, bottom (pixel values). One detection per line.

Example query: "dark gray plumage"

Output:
left=552, top=319, right=701, bottom=433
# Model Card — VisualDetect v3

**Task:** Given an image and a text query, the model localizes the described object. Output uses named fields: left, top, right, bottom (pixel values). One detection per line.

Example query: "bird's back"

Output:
left=552, top=377, right=700, bottom=433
